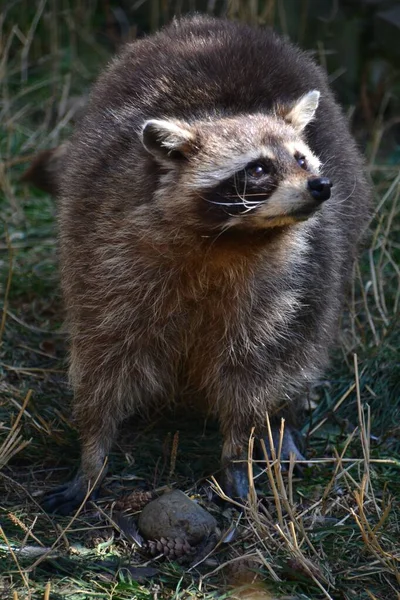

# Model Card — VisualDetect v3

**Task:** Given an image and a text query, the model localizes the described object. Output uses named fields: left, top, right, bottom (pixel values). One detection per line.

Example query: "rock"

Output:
left=138, top=490, right=217, bottom=546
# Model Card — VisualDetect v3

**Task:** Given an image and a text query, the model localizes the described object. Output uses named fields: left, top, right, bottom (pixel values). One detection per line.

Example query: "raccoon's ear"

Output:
left=284, top=90, right=320, bottom=132
left=141, top=119, right=196, bottom=160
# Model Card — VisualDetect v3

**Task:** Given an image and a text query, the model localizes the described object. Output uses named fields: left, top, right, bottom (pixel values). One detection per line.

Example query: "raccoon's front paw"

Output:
left=42, top=475, right=98, bottom=515
left=217, top=426, right=306, bottom=503
left=259, top=424, right=306, bottom=473
left=219, top=461, right=249, bottom=502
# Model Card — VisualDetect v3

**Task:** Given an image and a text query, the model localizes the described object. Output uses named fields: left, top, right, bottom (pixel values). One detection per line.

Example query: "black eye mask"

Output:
left=199, top=167, right=279, bottom=220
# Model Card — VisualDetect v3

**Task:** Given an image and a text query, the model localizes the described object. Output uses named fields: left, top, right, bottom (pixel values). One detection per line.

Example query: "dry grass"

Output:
left=1, top=1, right=399, bottom=599
left=210, top=373, right=400, bottom=599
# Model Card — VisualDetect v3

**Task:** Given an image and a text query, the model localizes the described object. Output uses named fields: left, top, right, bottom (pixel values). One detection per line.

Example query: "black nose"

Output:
left=307, top=177, right=332, bottom=202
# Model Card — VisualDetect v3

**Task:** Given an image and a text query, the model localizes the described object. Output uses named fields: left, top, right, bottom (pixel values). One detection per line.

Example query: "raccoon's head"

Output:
left=141, top=90, right=331, bottom=233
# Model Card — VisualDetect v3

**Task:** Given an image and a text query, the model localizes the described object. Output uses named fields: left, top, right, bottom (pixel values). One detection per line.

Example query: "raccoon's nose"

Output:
left=307, top=177, right=332, bottom=202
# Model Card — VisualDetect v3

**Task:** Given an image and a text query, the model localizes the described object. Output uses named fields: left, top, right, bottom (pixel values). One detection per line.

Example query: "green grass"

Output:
left=1, top=2, right=400, bottom=599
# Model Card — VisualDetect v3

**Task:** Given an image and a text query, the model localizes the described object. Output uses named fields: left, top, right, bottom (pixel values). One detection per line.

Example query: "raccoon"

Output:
left=43, top=15, right=371, bottom=514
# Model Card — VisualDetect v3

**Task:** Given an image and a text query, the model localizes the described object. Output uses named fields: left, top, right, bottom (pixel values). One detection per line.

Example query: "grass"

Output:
left=1, top=2, right=399, bottom=599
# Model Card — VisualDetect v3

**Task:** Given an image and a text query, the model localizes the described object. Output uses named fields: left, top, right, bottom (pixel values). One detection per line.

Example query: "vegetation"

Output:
left=1, top=2, right=399, bottom=599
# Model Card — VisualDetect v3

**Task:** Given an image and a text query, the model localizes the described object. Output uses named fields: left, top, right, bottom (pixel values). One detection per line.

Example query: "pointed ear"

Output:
left=285, top=90, right=320, bottom=132
left=141, top=119, right=196, bottom=160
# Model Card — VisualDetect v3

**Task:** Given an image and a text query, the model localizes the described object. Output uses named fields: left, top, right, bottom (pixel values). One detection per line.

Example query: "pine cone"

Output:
left=114, top=490, right=155, bottom=512
left=85, top=528, right=113, bottom=548
left=144, top=536, right=195, bottom=559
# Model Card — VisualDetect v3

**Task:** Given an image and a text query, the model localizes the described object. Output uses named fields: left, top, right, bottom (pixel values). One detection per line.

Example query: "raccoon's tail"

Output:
left=21, top=142, right=70, bottom=196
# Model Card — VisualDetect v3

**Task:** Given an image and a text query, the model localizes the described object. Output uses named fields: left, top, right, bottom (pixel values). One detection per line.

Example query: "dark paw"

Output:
left=217, top=426, right=306, bottom=503
left=42, top=477, right=98, bottom=515
left=218, top=462, right=249, bottom=502
left=258, top=425, right=306, bottom=474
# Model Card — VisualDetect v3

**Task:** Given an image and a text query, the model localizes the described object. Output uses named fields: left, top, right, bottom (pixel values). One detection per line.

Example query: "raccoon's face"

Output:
left=141, top=90, right=331, bottom=232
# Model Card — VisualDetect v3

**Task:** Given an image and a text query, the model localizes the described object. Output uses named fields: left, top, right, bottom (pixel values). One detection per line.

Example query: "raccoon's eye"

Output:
left=296, top=155, right=308, bottom=170
left=246, top=163, right=268, bottom=178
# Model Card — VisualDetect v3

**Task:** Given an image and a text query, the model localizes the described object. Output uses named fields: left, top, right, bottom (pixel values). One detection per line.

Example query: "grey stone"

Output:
left=138, top=490, right=217, bottom=546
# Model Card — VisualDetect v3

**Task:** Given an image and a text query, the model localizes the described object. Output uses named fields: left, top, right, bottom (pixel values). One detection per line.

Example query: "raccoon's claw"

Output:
left=42, top=476, right=98, bottom=515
